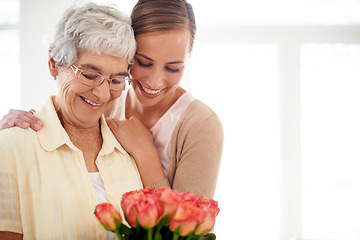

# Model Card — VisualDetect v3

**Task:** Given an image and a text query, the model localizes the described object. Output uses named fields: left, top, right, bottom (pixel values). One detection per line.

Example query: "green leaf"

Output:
left=199, top=233, right=216, bottom=240
left=172, top=232, right=180, bottom=240
left=158, top=215, right=170, bottom=227
left=118, top=224, right=133, bottom=235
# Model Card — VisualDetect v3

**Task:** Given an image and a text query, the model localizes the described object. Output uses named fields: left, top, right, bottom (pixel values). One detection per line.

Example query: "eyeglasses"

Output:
left=70, top=64, right=131, bottom=91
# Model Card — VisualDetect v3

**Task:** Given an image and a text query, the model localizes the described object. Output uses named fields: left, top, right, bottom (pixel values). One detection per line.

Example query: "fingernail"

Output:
left=37, top=120, right=44, bottom=126
left=23, top=122, right=30, bottom=127
left=34, top=123, right=41, bottom=130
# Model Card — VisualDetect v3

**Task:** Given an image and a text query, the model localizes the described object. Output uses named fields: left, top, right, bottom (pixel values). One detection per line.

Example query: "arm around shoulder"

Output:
left=170, top=102, right=224, bottom=198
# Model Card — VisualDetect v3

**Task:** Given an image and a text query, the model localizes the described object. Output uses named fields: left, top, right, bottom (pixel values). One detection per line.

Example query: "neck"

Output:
left=57, top=110, right=101, bottom=136
left=53, top=98, right=103, bottom=172
left=54, top=97, right=102, bottom=139
left=64, top=121, right=101, bottom=139
left=60, top=112, right=103, bottom=173
left=126, top=87, right=185, bottom=129
left=56, top=109, right=102, bottom=153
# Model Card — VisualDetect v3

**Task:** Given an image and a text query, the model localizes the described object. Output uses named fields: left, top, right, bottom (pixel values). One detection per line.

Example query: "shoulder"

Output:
left=173, top=100, right=223, bottom=142
left=0, top=127, right=36, bottom=145
left=0, top=127, right=37, bottom=164
left=179, top=100, right=222, bottom=130
left=186, top=99, right=215, bottom=115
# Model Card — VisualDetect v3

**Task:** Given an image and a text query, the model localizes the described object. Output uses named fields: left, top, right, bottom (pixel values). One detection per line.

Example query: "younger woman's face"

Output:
left=130, top=29, right=191, bottom=107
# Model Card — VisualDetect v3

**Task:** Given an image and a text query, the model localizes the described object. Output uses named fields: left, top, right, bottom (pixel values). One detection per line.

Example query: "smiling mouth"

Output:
left=80, top=96, right=102, bottom=106
left=138, top=81, right=163, bottom=95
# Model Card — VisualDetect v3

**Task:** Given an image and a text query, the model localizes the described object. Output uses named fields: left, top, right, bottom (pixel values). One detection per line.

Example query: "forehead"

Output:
left=76, top=51, right=129, bottom=70
left=135, top=30, right=191, bottom=60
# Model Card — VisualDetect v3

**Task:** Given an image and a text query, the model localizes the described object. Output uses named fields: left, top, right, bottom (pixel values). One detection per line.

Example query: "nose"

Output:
left=145, top=68, right=163, bottom=89
left=92, top=79, right=111, bottom=102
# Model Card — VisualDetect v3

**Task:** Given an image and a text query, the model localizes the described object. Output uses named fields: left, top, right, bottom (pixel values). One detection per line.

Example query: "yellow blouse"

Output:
left=0, top=96, right=143, bottom=240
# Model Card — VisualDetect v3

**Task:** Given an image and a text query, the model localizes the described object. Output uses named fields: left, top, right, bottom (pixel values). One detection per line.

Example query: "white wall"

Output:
left=19, top=0, right=73, bottom=110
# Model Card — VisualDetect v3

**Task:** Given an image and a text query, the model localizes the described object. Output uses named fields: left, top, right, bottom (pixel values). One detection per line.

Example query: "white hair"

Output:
left=50, top=2, right=136, bottom=67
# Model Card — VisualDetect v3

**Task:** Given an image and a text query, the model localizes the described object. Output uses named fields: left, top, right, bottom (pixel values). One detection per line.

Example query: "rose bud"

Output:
left=136, top=194, right=162, bottom=229
left=121, top=191, right=143, bottom=227
left=94, top=202, right=122, bottom=231
left=170, top=201, right=204, bottom=236
left=181, top=191, right=198, bottom=203
left=194, top=196, right=220, bottom=235
left=155, top=187, right=181, bottom=220
left=194, top=210, right=217, bottom=236
left=121, top=188, right=162, bottom=229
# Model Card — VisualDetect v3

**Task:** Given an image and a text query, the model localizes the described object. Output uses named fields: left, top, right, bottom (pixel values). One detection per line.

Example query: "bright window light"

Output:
left=0, top=0, right=19, bottom=25
left=0, top=31, right=19, bottom=117
left=191, top=0, right=360, bottom=25
left=301, top=44, right=360, bottom=239
left=189, top=43, right=281, bottom=239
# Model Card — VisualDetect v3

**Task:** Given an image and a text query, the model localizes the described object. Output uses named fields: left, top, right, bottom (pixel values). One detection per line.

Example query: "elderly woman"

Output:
left=0, top=3, right=142, bottom=240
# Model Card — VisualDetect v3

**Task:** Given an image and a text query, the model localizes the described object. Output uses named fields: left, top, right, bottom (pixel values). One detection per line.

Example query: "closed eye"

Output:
left=166, top=67, right=181, bottom=73
left=110, top=78, right=122, bottom=84
left=110, top=76, right=129, bottom=85
left=81, top=71, right=100, bottom=80
left=136, top=58, right=152, bottom=67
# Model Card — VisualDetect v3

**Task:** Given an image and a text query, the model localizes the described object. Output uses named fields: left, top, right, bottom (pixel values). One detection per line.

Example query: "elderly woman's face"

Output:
left=54, top=51, right=128, bottom=128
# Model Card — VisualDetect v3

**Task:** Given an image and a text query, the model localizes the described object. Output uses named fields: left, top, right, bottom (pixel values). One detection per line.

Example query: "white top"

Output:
left=89, top=172, right=116, bottom=240
left=110, top=88, right=195, bottom=176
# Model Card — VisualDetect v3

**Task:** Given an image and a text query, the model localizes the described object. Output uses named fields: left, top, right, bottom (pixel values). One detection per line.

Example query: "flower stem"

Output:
left=172, top=233, right=180, bottom=240
left=186, top=235, right=193, bottom=240
left=147, top=228, right=153, bottom=240
left=114, top=229, right=122, bottom=240
left=153, top=225, right=162, bottom=240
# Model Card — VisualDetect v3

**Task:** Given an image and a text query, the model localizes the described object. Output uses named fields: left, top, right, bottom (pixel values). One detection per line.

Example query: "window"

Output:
left=189, top=43, right=281, bottom=239
left=187, top=1, right=360, bottom=239
left=301, top=44, right=360, bottom=239
left=0, top=0, right=20, bottom=117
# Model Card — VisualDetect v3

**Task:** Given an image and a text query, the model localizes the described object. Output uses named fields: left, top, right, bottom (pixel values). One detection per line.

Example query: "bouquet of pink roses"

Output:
left=94, top=187, right=219, bottom=240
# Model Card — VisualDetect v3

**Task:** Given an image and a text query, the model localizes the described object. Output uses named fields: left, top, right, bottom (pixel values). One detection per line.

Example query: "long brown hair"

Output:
left=131, top=0, right=196, bottom=52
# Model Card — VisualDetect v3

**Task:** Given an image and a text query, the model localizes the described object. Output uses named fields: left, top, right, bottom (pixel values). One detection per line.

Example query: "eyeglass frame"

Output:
left=70, top=64, right=131, bottom=91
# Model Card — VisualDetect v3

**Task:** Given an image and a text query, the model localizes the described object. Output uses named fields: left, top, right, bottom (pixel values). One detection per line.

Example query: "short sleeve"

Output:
left=0, top=147, right=22, bottom=233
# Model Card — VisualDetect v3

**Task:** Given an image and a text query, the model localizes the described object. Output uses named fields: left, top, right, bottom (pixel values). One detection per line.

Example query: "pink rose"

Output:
left=194, top=196, right=220, bottom=235
left=121, top=187, right=162, bottom=229
left=94, top=202, right=122, bottom=231
left=121, top=189, right=147, bottom=227
left=170, top=201, right=204, bottom=236
left=155, top=187, right=181, bottom=220
left=181, top=191, right=198, bottom=203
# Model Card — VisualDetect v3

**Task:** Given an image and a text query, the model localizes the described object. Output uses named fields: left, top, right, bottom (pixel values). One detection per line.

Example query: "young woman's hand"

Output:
left=0, top=109, right=43, bottom=131
left=106, top=117, right=153, bottom=158
left=106, top=116, right=165, bottom=186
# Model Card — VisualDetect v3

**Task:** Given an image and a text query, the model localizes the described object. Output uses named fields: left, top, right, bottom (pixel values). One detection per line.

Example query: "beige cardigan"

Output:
left=151, top=100, right=224, bottom=198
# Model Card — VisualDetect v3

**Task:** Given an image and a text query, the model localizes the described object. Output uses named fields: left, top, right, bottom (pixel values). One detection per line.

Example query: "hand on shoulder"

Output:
left=0, top=109, right=43, bottom=131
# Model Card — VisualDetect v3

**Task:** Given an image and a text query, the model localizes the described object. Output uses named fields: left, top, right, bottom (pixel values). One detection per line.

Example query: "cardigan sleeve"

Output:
left=149, top=177, right=171, bottom=190
left=170, top=101, right=224, bottom=198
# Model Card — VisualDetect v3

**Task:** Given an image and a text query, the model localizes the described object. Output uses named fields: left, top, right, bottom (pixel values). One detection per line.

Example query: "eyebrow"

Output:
left=79, top=64, right=128, bottom=76
left=135, top=53, right=184, bottom=65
